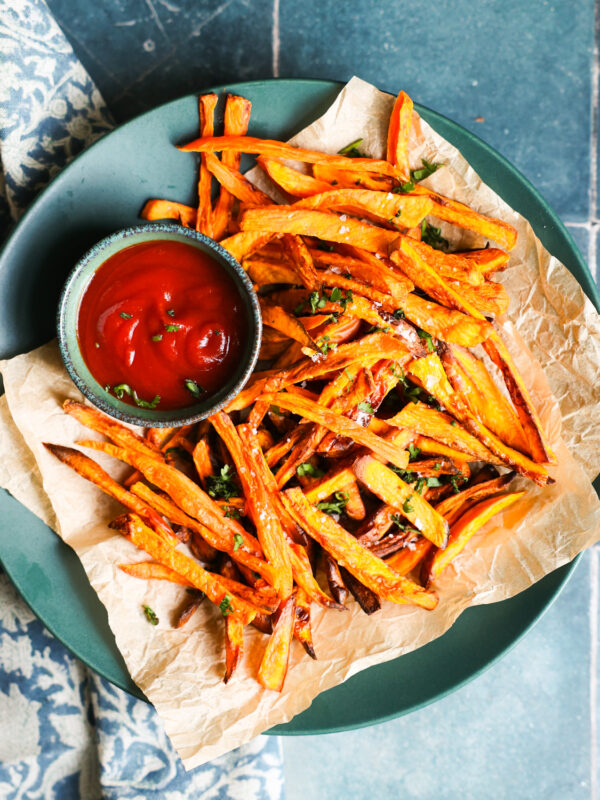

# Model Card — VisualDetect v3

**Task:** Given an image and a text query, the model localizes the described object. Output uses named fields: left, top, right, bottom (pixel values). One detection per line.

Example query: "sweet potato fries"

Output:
left=45, top=88, right=555, bottom=692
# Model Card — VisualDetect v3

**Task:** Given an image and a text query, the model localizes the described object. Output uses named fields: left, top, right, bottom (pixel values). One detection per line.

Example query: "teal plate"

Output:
left=0, top=79, right=598, bottom=736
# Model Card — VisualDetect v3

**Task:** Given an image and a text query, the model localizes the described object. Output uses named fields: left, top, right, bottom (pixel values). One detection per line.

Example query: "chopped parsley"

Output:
left=184, top=378, right=204, bottom=399
left=120, top=312, right=133, bottom=320
left=207, top=465, right=237, bottom=500
left=344, top=368, right=354, bottom=381
left=166, top=309, right=175, bottom=317
left=393, top=308, right=406, bottom=319
left=112, top=383, right=132, bottom=399
left=269, top=404, right=284, bottom=416
left=152, top=334, right=163, bottom=342
left=133, top=393, right=161, bottom=409
left=408, top=443, right=421, bottom=461
left=417, top=328, right=435, bottom=352
left=411, top=158, right=442, bottom=182
left=338, top=138, right=364, bottom=158
left=450, top=420, right=458, bottom=427
left=318, top=335, right=336, bottom=355
left=357, top=401, right=374, bottom=415
left=426, top=476, right=443, bottom=488
left=450, top=475, right=467, bottom=494
left=224, top=507, right=241, bottom=520
left=213, top=329, right=223, bottom=336
left=402, top=496, right=414, bottom=514
left=233, top=533, right=243, bottom=552
left=219, top=594, right=234, bottom=616
left=421, top=220, right=449, bottom=251
left=368, top=325, right=392, bottom=333
left=143, top=605, right=159, bottom=625
left=309, top=290, right=328, bottom=313
left=297, top=462, right=324, bottom=479
left=329, top=287, right=343, bottom=303
left=165, top=323, right=181, bottom=332
left=390, top=513, right=406, bottom=530
left=415, top=478, right=426, bottom=494
left=316, top=491, right=349, bottom=515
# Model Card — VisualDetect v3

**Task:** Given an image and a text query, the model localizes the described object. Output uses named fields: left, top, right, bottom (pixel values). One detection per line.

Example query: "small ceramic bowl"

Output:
left=57, top=223, right=262, bottom=427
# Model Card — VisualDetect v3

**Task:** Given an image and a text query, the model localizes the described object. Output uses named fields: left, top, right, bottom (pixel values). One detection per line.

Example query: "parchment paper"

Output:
left=2, top=77, right=600, bottom=769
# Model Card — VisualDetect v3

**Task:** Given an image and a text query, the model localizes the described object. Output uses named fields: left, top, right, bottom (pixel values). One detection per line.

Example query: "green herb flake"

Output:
left=233, top=533, right=243, bottom=552
left=408, top=443, right=421, bottom=461
left=426, top=476, right=443, bottom=488
left=417, top=328, right=435, bottom=352
left=166, top=309, right=175, bottom=317
left=165, top=323, right=181, bottom=332
left=308, top=290, right=327, bottom=313
left=207, top=465, right=237, bottom=500
left=219, top=594, right=234, bottom=617
left=433, top=462, right=443, bottom=470
left=224, top=506, right=241, bottom=520
left=450, top=475, right=464, bottom=494
left=357, top=401, right=374, bottom=415
left=393, top=308, right=406, bottom=319
left=213, top=330, right=223, bottom=336
left=415, top=478, right=426, bottom=494
left=318, top=335, right=336, bottom=356
left=450, top=420, right=458, bottom=427
left=402, top=496, right=414, bottom=514
left=390, top=513, right=406, bottom=530
left=120, top=312, right=133, bottom=320
left=143, top=605, right=159, bottom=625
left=112, top=383, right=132, bottom=399
left=269, top=404, right=284, bottom=416
left=344, top=368, right=354, bottom=381
left=316, top=491, right=349, bottom=515
left=329, top=287, right=343, bottom=303
left=421, top=220, right=449, bottom=251
left=152, top=334, right=163, bottom=342
left=411, top=158, right=442, bottom=183
left=297, top=462, right=325, bottom=479
left=393, top=180, right=415, bottom=194
left=338, top=138, right=364, bottom=157
left=184, top=378, right=204, bottom=399
left=133, top=392, right=161, bottom=409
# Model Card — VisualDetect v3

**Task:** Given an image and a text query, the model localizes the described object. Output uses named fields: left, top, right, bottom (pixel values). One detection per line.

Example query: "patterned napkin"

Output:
left=0, top=1, right=284, bottom=796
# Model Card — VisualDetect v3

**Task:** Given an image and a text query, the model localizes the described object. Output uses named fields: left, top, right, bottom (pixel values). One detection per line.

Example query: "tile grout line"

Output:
left=592, top=547, right=598, bottom=800
left=272, top=0, right=280, bottom=77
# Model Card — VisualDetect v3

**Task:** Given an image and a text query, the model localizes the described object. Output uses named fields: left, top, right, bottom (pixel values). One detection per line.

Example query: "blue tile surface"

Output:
left=282, top=554, right=593, bottom=800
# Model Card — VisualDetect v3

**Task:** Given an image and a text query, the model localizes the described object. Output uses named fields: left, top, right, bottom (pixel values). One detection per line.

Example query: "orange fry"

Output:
left=407, top=239, right=485, bottom=286
left=284, top=487, right=437, bottom=609
left=212, top=93, right=252, bottom=240
left=422, top=492, right=525, bottom=586
left=259, top=296, right=318, bottom=351
left=458, top=248, right=510, bottom=275
left=258, top=156, right=333, bottom=197
left=385, top=537, right=433, bottom=577
left=179, top=135, right=403, bottom=178
left=205, top=153, right=272, bottom=207
left=119, top=561, right=192, bottom=586
left=353, top=456, right=449, bottom=548
left=400, top=293, right=493, bottom=347
left=453, top=279, right=510, bottom=316
left=140, top=199, right=196, bottom=227
left=221, top=231, right=276, bottom=262
left=257, top=592, right=297, bottom=692
left=309, top=249, right=412, bottom=303
left=434, top=472, right=516, bottom=526
left=387, top=90, right=413, bottom=178
left=281, top=234, right=319, bottom=290
left=224, top=612, right=245, bottom=683
left=196, top=93, right=218, bottom=237
left=297, top=188, right=433, bottom=229
left=294, top=587, right=316, bottom=659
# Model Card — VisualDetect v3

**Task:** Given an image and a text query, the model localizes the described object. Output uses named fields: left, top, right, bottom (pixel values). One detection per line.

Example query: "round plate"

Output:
left=0, top=79, right=597, bottom=735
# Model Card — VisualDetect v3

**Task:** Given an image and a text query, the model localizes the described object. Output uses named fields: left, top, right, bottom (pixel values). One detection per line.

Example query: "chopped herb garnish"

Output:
left=166, top=309, right=175, bottom=317
left=165, top=323, right=181, bottom=332
left=269, top=404, right=284, bottom=416
left=165, top=446, right=183, bottom=458
left=219, top=594, right=234, bottom=617
left=297, top=462, right=324, bottom=479
left=207, top=465, right=237, bottom=500
left=355, top=179, right=362, bottom=186
left=390, top=513, right=406, bottom=530
left=329, top=287, right=343, bottom=303
left=152, top=334, right=163, bottom=342
left=318, top=335, right=336, bottom=355
left=450, top=420, right=458, bottom=427
left=184, top=378, right=203, bottom=398
left=426, top=476, right=443, bottom=488
left=417, top=328, right=435, bottom=352
left=368, top=325, right=392, bottom=333
left=95, top=342, right=100, bottom=348
left=408, top=443, right=421, bottom=461
left=402, top=496, right=414, bottom=514
left=338, top=138, right=364, bottom=157
left=233, top=533, right=243, bottom=552
left=421, top=220, right=449, bottom=251
left=213, top=330, right=223, bottom=336
left=339, top=288, right=353, bottom=311
left=344, top=368, right=354, bottom=381
left=415, top=478, right=426, bottom=494
left=120, top=312, right=133, bottom=320
left=331, top=180, right=338, bottom=185
left=224, top=507, right=241, bottom=520
left=308, top=290, right=327, bottom=313
left=411, top=158, right=442, bottom=182
left=132, top=392, right=160, bottom=409
left=143, top=605, right=159, bottom=625
left=450, top=475, right=465, bottom=494
left=394, top=180, right=415, bottom=194
left=393, top=308, right=406, bottom=319
left=112, top=383, right=132, bottom=399
left=317, top=491, right=349, bottom=515
left=357, top=401, right=374, bottom=414
left=433, top=462, right=443, bottom=470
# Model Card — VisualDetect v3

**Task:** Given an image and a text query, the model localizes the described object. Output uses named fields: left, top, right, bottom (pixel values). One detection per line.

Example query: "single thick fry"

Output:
left=453, top=279, right=510, bottom=316
left=281, top=234, right=319, bottom=290
left=385, top=537, right=433, bottom=577
left=407, top=239, right=484, bottom=286
left=140, top=199, right=196, bottom=227
left=353, top=456, right=449, bottom=548
left=400, top=293, right=493, bottom=347
left=284, top=488, right=437, bottom=610
left=261, top=391, right=410, bottom=471
left=310, top=249, right=412, bottom=303
left=312, top=163, right=392, bottom=191
left=257, top=592, right=297, bottom=692
left=259, top=296, right=318, bottom=351
left=240, top=207, right=398, bottom=253
left=245, top=256, right=299, bottom=287
left=258, top=157, right=333, bottom=198
left=196, top=93, right=218, bottom=237
left=434, top=472, right=515, bottom=526
left=179, top=135, right=402, bottom=178
left=119, top=561, right=193, bottom=586
left=205, top=153, right=272, bottom=207
left=387, top=90, right=413, bottom=178
left=220, top=231, right=275, bottom=261
left=43, top=443, right=178, bottom=544
left=297, top=189, right=433, bottom=229
left=458, top=248, right=510, bottom=275
left=422, top=491, right=525, bottom=586
left=294, top=587, right=316, bottom=659
left=224, top=613, right=245, bottom=683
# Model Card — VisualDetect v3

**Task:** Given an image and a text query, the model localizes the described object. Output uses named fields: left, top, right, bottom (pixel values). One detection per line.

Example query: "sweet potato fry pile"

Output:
left=46, top=89, right=555, bottom=692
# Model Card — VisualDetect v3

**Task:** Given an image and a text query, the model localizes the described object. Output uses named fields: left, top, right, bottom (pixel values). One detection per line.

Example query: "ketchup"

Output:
left=78, top=240, right=247, bottom=410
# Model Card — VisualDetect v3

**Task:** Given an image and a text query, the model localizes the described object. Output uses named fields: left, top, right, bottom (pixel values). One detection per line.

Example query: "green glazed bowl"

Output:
left=57, top=223, right=262, bottom=427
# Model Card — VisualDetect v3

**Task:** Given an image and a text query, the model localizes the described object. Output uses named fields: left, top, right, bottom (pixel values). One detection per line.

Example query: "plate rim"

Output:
left=0, top=77, right=595, bottom=733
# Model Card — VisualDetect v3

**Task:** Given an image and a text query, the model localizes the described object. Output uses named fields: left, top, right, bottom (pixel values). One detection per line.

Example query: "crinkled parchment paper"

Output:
left=2, top=77, right=600, bottom=769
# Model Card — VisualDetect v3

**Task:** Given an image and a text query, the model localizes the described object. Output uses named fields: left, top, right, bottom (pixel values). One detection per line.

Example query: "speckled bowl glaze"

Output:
left=57, top=223, right=262, bottom=427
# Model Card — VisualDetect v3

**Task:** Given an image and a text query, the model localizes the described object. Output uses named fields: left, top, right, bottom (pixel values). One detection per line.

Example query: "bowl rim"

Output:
left=56, top=222, right=262, bottom=427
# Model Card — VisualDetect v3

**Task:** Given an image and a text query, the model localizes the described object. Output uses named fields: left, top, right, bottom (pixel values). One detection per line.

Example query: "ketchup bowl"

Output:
left=57, top=224, right=262, bottom=427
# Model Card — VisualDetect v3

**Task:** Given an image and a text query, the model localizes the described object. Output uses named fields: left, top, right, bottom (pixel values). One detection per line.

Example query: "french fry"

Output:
left=221, top=231, right=276, bottom=261
left=324, top=554, right=348, bottom=605
left=196, top=93, right=218, bottom=237
left=175, top=593, right=205, bottom=628
left=224, top=613, right=245, bottom=683
left=458, top=248, right=510, bottom=275
left=119, top=561, right=193, bottom=586
left=407, top=238, right=485, bottom=286
left=259, top=296, right=319, bottom=351
left=342, top=478, right=366, bottom=520
left=294, top=587, right=316, bottom=659
left=385, top=537, right=433, bottom=576
left=192, top=438, right=214, bottom=489
left=353, top=456, right=449, bottom=549
left=422, top=491, right=525, bottom=586
left=311, top=163, right=392, bottom=191
left=112, top=513, right=258, bottom=623
left=257, top=592, right=297, bottom=692
left=297, top=189, right=433, bottom=229
left=245, top=256, right=299, bottom=286
left=140, top=199, right=196, bottom=227
left=260, top=391, right=410, bottom=471
left=258, top=156, right=333, bottom=197
left=210, top=411, right=293, bottom=599
left=281, top=234, right=319, bottom=290
left=179, top=135, right=403, bottom=178
left=453, top=279, right=510, bottom=316
left=284, top=487, right=437, bottom=610
left=386, top=90, right=413, bottom=179
left=434, top=472, right=516, bottom=526
left=310, top=249, right=412, bottom=303
left=43, top=443, right=178, bottom=545
left=212, top=94, right=253, bottom=240
left=400, top=293, right=493, bottom=347
left=339, top=567, right=381, bottom=615
left=205, top=153, right=272, bottom=208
